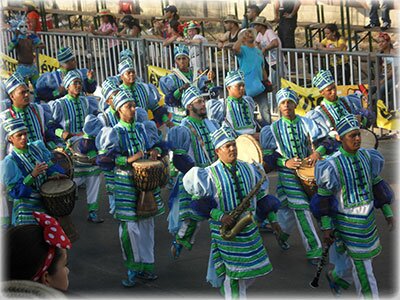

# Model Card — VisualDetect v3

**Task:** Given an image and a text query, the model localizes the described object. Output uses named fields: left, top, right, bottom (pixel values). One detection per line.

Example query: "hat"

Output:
left=187, top=21, right=201, bottom=30
left=4, top=73, right=27, bottom=95
left=119, top=49, right=134, bottom=63
left=211, top=126, right=236, bottom=149
left=276, top=87, right=298, bottom=106
left=336, top=114, right=360, bottom=137
left=97, top=8, right=114, bottom=17
left=63, top=70, right=82, bottom=88
left=182, top=86, right=202, bottom=108
left=312, top=69, right=335, bottom=91
left=250, top=16, right=272, bottom=28
left=225, top=70, right=245, bottom=87
left=3, top=118, right=27, bottom=138
left=174, top=44, right=190, bottom=59
left=118, top=59, right=135, bottom=76
left=113, top=90, right=134, bottom=111
left=163, top=5, right=177, bottom=13
left=57, top=47, right=75, bottom=64
left=223, top=14, right=241, bottom=24
left=101, top=79, right=120, bottom=101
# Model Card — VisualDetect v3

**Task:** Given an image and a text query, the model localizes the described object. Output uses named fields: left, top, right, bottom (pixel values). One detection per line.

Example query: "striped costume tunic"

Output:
left=49, top=94, right=100, bottom=177
left=315, top=147, right=384, bottom=259
left=1, top=141, right=62, bottom=225
left=183, top=160, right=272, bottom=280
left=98, top=120, right=164, bottom=222
left=306, top=96, right=360, bottom=137
left=167, top=117, right=218, bottom=226
left=225, top=96, right=256, bottom=135
left=261, top=116, right=323, bottom=209
left=119, top=82, right=160, bottom=112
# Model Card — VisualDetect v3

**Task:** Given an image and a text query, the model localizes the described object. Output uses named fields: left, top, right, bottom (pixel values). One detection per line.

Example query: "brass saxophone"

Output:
left=220, top=163, right=267, bottom=240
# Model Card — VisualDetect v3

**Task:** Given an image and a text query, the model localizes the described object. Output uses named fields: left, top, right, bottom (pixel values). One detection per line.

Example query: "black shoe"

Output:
left=364, top=23, right=380, bottom=29
left=381, top=22, right=390, bottom=31
left=87, top=211, right=104, bottom=223
left=136, top=271, right=158, bottom=281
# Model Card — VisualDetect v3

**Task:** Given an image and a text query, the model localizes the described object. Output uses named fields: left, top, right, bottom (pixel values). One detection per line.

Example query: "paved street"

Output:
left=66, top=139, right=399, bottom=299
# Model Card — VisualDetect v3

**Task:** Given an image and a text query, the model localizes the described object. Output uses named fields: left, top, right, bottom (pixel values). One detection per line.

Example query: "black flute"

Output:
left=309, top=244, right=330, bottom=288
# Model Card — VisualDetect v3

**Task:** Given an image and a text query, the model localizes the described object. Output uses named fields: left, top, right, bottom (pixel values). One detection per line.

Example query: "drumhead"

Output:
left=296, top=164, right=315, bottom=180
left=236, top=134, right=263, bottom=164
left=360, top=128, right=378, bottom=149
left=51, top=149, right=73, bottom=179
left=41, top=179, right=75, bottom=194
left=132, top=159, right=163, bottom=168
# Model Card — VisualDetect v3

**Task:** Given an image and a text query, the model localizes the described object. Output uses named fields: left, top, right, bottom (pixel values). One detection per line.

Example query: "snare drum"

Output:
left=360, top=128, right=379, bottom=149
left=40, top=179, right=76, bottom=217
left=236, top=134, right=263, bottom=164
left=296, top=162, right=317, bottom=199
left=132, top=159, right=164, bottom=217
left=51, top=148, right=73, bottom=179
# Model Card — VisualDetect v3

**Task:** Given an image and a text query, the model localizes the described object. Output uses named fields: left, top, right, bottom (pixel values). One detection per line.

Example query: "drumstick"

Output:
left=172, top=68, right=191, bottom=84
left=193, top=69, right=208, bottom=84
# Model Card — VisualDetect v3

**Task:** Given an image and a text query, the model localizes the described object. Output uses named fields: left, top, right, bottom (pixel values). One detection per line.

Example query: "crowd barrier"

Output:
left=1, top=29, right=398, bottom=118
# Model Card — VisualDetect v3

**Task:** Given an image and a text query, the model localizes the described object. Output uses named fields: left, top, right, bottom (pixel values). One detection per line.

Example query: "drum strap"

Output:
left=186, top=122, right=213, bottom=164
left=320, top=100, right=352, bottom=129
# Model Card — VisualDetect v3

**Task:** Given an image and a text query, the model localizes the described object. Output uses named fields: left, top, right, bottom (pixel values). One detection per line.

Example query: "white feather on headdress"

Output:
left=8, top=12, right=27, bottom=33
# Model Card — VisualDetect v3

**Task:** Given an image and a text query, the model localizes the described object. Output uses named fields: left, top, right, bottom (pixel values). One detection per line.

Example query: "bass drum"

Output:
left=360, top=128, right=379, bottom=149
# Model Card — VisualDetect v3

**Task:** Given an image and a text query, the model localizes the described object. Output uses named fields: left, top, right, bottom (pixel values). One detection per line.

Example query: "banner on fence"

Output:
left=0, top=52, right=59, bottom=78
left=147, top=65, right=171, bottom=119
left=376, top=99, right=400, bottom=130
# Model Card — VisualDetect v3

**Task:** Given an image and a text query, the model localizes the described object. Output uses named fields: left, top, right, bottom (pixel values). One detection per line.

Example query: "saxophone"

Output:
left=220, top=163, right=267, bottom=240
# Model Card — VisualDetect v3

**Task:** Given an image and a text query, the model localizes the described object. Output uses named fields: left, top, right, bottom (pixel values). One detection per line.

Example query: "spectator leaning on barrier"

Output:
left=217, top=14, right=241, bottom=48
left=183, top=21, right=207, bottom=72
left=233, top=28, right=271, bottom=126
left=163, top=19, right=184, bottom=47
left=117, top=15, right=142, bottom=38
left=314, top=23, right=350, bottom=85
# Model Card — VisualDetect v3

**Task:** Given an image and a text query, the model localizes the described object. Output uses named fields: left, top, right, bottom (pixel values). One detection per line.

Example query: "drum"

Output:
left=51, top=148, right=73, bottom=179
left=360, top=128, right=379, bottom=149
left=131, top=159, right=164, bottom=217
left=236, top=134, right=263, bottom=164
left=40, top=179, right=76, bottom=217
left=296, top=161, right=317, bottom=199
left=68, top=137, right=97, bottom=165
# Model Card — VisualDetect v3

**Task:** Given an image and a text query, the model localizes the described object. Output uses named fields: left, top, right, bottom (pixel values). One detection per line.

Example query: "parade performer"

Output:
left=182, top=126, right=281, bottom=299
left=48, top=70, right=103, bottom=223
left=260, top=88, right=325, bottom=263
left=35, top=47, right=96, bottom=102
left=159, top=44, right=213, bottom=125
left=0, top=118, right=66, bottom=225
left=0, top=73, right=58, bottom=158
left=7, top=17, right=44, bottom=91
left=95, top=90, right=167, bottom=287
left=306, top=69, right=372, bottom=140
left=117, top=59, right=169, bottom=127
left=167, top=86, right=219, bottom=259
left=311, top=114, right=394, bottom=298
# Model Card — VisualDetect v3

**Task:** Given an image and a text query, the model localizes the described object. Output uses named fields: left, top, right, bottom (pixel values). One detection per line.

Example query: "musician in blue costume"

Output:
left=306, top=69, right=373, bottom=140
left=310, top=114, right=394, bottom=298
left=35, top=47, right=97, bottom=102
left=118, top=59, right=169, bottom=127
left=48, top=70, right=103, bottom=223
left=0, top=118, right=66, bottom=225
left=0, top=73, right=59, bottom=158
left=182, top=126, right=281, bottom=299
left=159, top=44, right=213, bottom=125
left=260, top=88, right=325, bottom=263
left=167, top=86, right=219, bottom=259
left=95, top=90, right=167, bottom=287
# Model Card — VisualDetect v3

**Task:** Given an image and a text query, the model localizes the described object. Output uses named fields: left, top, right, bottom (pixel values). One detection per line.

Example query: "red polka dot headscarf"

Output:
left=31, top=212, right=72, bottom=282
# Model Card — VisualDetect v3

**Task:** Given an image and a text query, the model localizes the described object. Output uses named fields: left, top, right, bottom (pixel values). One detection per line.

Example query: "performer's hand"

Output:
left=32, top=162, right=48, bottom=178
left=386, top=216, right=394, bottom=231
left=221, top=214, right=235, bottom=227
left=148, top=149, right=160, bottom=160
left=270, top=221, right=282, bottom=235
left=166, top=120, right=175, bottom=128
left=62, top=130, right=72, bottom=140
left=87, top=69, right=94, bottom=80
left=322, top=229, right=334, bottom=246
left=285, top=157, right=302, bottom=170
left=305, top=151, right=321, bottom=166
left=179, top=83, right=190, bottom=93
left=355, top=114, right=362, bottom=124
left=129, top=151, right=144, bottom=163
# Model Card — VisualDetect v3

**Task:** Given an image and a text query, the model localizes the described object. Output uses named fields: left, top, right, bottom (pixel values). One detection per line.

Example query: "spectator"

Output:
left=145, top=16, right=164, bottom=37
left=23, top=1, right=41, bottom=33
left=242, top=4, right=261, bottom=29
left=217, top=14, right=241, bottom=48
left=118, top=0, right=134, bottom=14
left=364, top=0, right=393, bottom=31
left=162, top=5, right=179, bottom=38
left=163, top=19, right=184, bottom=47
left=274, top=0, right=301, bottom=71
left=314, top=23, right=350, bottom=85
left=117, top=15, right=142, bottom=38
left=183, top=21, right=207, bottom=72
left=252, top=16, right=286, bottom=82
left=233, top=28, right=271, bottom=125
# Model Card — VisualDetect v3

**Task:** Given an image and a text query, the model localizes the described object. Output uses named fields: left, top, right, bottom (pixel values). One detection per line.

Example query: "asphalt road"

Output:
left=65, top=139, right=399, bottom=299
